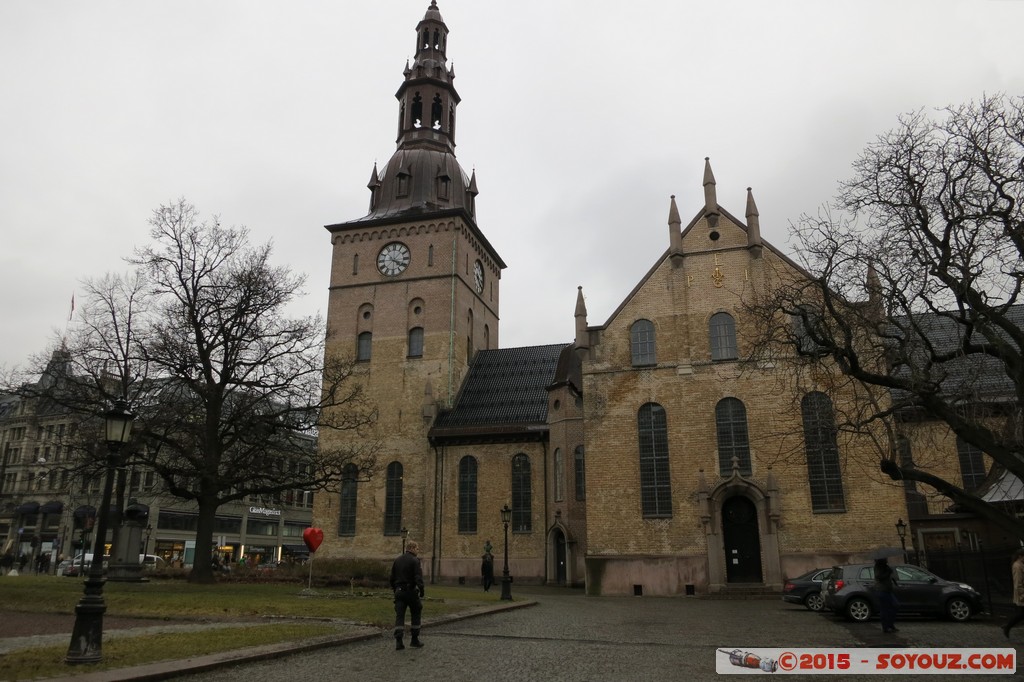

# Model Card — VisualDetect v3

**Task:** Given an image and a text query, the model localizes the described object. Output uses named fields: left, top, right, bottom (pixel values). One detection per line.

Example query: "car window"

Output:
left=813, top=569, right=829, bottom=581
left=895, top=565, right=933, bottom=582
left=858, top=567, right=873, bottom=580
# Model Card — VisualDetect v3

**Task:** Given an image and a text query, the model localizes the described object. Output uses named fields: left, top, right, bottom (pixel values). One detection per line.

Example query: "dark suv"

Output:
left=823, top=563, right=982, bottom=623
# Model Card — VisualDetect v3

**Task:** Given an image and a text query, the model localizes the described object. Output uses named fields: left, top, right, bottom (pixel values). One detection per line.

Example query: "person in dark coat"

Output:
left=481, top=552, right=495, bottom=592
left=874, top=557, right=899, bottom=633
left=390, top=540, right=425, bottom=650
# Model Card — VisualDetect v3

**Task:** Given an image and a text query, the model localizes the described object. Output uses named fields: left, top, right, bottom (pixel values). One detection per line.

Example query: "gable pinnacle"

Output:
left=745, top=186, right=763, bottom=257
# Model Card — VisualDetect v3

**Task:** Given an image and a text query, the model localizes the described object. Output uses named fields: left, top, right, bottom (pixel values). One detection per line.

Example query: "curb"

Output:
left=42, top=600, right=537, bottom=682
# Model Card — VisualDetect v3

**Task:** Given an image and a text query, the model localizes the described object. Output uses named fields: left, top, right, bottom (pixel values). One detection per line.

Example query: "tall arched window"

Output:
left=956, top=436, right=987, bottom=491
left=638, top=403, right=672, bottom=517
left=357, top=332, right=372, bottom=362
left=574, top=445, right=586, bottom=501
left=338, top=463, right=359, bottom=536
left=710, top=312, right=738, bottom=361
left=715, top=397, right=751, bottom=475
left=384, top=462, right=403, bottom=535
left=408, top=327, right=424, bottom=358
left=511, top=454, right=532, bottom=532
left=458, top=456, right=477, bottom=533
left=630, top=320, right=656, bottom=366
left=554, top=448, right=564, bottom=502
left=801, top=392, right=846, bottom=512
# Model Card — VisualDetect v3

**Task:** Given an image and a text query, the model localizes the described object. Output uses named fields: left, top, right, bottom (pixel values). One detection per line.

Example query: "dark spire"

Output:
left=395, top=1, right=460, bottom=153
left=341, top=2, right=479, bottom=225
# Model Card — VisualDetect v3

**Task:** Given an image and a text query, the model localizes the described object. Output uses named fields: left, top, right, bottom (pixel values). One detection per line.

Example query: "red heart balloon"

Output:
left=302, top=527, right=324, bottom=553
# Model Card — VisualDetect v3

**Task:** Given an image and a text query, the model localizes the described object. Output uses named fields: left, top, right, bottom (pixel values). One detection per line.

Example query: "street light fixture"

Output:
left=500, top=504, right=512, bottom=601
left=401, top=527, right=409, bottom=553
left=895, top=518, right=908, bottom=563
left=66, top=397, right=134, bottom=665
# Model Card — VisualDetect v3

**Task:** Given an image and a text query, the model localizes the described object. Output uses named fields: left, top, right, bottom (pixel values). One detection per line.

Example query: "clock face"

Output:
left=377, top=242, right=411, bottom=276
left=473, top=260, right=484, bottom=293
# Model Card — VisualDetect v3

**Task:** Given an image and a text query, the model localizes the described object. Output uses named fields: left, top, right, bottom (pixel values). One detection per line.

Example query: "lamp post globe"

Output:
left=500, top=504, right=512, bottom=601
left=66, top=398, right=134, bottom=665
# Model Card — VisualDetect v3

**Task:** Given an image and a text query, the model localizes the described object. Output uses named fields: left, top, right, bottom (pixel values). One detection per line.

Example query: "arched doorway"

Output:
left=722, top=496, right=763, bottom=583
left=552, top=528, right=567, bottom=585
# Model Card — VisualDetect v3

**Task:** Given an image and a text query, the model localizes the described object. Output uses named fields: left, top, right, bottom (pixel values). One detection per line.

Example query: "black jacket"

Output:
left=390, top=551, right=424, bottom=593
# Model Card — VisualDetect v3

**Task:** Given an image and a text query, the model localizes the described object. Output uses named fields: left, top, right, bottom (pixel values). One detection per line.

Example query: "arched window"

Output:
left=458, top=456, right=477, bottom=533
left=956, top=436, right=987, bottom=491
left=384, top=461, right=403, bottom=535
left=715, top=398, right=751, bottom=475
left=408, top=327, right=424, bottom=358
left=338, top=463, right=359, bottom=536
left=574, top=445, right=586, bottom=501
left=554, top=448, right=564, bottom=502
left=357, top=332, right=372, bottom=362
left=511, top=454, right=532, bottom=532
left=710, top=312, right=738, bottom=361
left=630, top=319, right=656, bottom=366
left=638, top=403, right=672, bottom=517
left=801, top=392, right=845, bottom=512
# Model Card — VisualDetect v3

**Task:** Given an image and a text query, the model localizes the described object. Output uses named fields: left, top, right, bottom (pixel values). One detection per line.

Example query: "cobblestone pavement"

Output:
left=170, top=587, right=1022, bottom=682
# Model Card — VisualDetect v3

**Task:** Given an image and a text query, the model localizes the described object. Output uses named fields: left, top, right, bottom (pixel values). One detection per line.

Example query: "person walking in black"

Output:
left=874, top=557, right=899, bottom=633
left=390, top=539, right=425, bottom=650
left=1002, top=549, right=1024, bottom=637
left=481, top=552, right=495, bottom=592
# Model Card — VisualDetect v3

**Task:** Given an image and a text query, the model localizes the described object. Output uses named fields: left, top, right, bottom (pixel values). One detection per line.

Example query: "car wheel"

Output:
left=846, top=597, right=873, bottom=622
left=946, top=597, right=972, bottom=622
left=805, top=592, right=825, bottom=612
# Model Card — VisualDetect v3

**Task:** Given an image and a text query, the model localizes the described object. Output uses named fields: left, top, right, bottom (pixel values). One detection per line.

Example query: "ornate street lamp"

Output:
left=66, top=398, right=134, bottom=665
left=500, top=504, right=513, bottom=601
left=895, top=518, right=908, bottom=563
left=401, top=527, right=409, bottom=553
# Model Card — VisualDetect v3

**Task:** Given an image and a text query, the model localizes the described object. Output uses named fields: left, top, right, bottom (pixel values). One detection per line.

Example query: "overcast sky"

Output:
left=2, top=0, right=1023, bottom=370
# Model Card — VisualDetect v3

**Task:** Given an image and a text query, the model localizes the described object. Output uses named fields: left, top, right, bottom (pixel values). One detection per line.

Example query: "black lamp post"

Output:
left=401, top=527, right=409, bottom=553
left=500, top=504, right=512, bottom=601
left=895, top=518, right=908, bottom=563
left=66, top=398, right=134, bottom=665
left=143, top=524, right=153, bottom=555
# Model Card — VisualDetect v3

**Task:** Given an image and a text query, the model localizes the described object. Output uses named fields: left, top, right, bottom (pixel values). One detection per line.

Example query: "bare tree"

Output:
left=745, top=94, right=1024, bottom=538
left=10, top=199, right=378, bottom=583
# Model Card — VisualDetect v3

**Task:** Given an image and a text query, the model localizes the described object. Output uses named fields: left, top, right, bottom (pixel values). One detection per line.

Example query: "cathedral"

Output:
left=313, top=2, right=907, bottom=596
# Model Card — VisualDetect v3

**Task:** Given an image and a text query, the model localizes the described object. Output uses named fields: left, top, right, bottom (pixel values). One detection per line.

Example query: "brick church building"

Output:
left=312, top=2, right=907, bottom=596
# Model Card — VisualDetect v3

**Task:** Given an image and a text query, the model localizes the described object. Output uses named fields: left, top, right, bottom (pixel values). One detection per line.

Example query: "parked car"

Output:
left=823, top=562, right=982, bottom=622
left=782, top=567, right=832, bottom=611
left=59, top=553, right=165, bottom=577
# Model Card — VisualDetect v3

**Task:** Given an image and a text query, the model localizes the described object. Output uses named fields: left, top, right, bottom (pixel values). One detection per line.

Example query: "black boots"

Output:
left=410, top=629, right=424, bottom=648
left=395, top=631, right=405, bottom=650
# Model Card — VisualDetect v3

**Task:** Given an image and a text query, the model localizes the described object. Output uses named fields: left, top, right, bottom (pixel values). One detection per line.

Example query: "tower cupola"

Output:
left=396, top=0, right=460, bottom=153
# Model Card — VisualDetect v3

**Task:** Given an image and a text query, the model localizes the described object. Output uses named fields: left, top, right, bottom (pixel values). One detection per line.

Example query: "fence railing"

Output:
left=907, top=544, right=1017, bottom=617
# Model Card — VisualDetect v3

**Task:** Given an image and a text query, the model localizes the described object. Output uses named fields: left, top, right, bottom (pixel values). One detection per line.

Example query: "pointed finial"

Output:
left=703, top=157, right=718, bottom=216
left=746, top=187, right=762, bottom=256
left=575, top=286, right=589, bottom=350
left=668, top=195, right=682, bottom=255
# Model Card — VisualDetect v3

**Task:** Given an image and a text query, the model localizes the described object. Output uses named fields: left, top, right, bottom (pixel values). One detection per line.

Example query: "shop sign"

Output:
left=249, top=506, right=281, bottom=517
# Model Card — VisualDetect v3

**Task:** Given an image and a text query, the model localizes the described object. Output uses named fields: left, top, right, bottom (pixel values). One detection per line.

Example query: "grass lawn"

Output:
left=0, top=575, right=502, bottom=679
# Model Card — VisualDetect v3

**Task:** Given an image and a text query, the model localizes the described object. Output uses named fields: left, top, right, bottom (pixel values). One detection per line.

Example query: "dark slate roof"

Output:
left=890, top=304, right=1023, bottom=405
left=429, top=343, right=572, bottom=444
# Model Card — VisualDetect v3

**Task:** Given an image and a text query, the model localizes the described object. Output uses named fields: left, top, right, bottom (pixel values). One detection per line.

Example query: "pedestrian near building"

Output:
left=1002, top=549, right=1024, bottom=638
left=874, top=557, right=899, bottom=633
left=390, top=539, right=425, bottom=650
left=481, top=552, right=495, bottom=592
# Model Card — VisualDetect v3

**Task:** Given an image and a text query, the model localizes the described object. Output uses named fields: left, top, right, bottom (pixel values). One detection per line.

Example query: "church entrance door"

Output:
left=722, top=496, right=763, bottom=583
left=553, top=528, right=567, bottom=585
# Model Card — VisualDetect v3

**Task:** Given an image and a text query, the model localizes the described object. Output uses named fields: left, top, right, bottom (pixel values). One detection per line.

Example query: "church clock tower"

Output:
left=318, top=2, right=504, bottom=560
